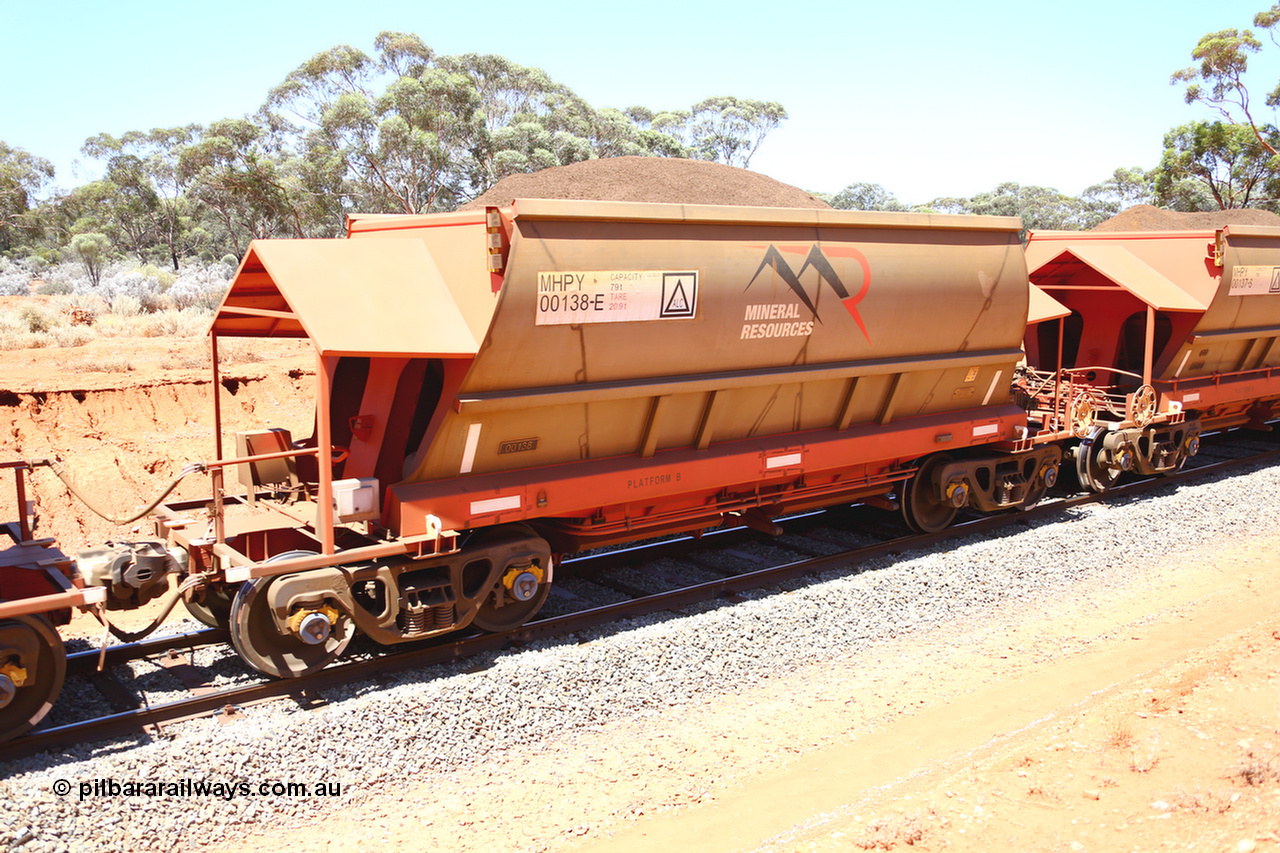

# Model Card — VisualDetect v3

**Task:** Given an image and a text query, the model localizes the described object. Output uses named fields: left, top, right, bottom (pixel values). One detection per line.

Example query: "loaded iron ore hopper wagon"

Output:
left=1020, top=225, right=1280, bottom=490
left=1, top=199, right=1059, bottom=738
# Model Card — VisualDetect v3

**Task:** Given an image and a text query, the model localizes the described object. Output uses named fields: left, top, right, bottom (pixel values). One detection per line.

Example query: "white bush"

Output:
left=41, top=261, right=89, bottom=290
left=170, top=262, right=234, bottom=310
left=97, top=267, right=167, bottom=306
left=109, top=294, right=142, bottom=317
left=0, top=258, right=33, bottom=296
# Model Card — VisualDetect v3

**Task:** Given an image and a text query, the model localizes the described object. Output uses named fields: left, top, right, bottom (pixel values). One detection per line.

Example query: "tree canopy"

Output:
left=1, top=32, right=795, bottom=276
left=0, top=142, right=55, bottom=252
left=1171, top=9, right=1280, bottom=156
left=13, top=17, right=1280, bottom=281
left=1153, top=121, right=1277, bottom=209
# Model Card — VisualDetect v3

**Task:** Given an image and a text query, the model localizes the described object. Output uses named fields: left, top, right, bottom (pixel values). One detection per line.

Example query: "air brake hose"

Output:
left=96, top=574, right=211, bottom=644
left=31, top=458, right=206, bottom=526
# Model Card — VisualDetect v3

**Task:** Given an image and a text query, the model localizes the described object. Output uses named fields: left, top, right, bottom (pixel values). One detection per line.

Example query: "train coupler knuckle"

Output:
left=77, top=539, right=187, bottom=609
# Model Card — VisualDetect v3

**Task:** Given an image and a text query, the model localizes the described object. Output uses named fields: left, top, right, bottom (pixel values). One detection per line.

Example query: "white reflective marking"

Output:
left=470, top=495, right=521, bottom=515
left=460, top=423, right=482, bottom=474
left=766, top=452, right=803, bottom=469
left=1175, top=350, right=1191, bottom=378
left=1183, top=392, right=1200, bottom=404
left=972, top=423, right=999, bottom=437
left=224, top=566, right=251, bottom=583
left=982, top=369, right=1003, bottom=405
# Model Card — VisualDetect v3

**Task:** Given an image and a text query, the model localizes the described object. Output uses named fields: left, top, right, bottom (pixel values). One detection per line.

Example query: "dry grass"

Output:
left=50, top=326, right=94, bottom=348
left=1129, top=732, right=1162, bottom=773
left=0, top=329, right=50, bottom=350
left=851, top=811, right=931, bottom=850
left=1228, top=751, right=1280, bottom=786
left=1104, top=715, right=1136, bottom=750
left=161, top=353, right=210, bottom=371
left=67, top=357, right=136, bottom=373
left=1167, top=786, right=1235, bottom=814
left=0, top=303, right=214, bottom=350
left=219, top=341, right=267, bottom=365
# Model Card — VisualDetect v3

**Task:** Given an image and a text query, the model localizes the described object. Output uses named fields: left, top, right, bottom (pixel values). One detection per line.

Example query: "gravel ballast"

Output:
left=3, top=459, right=1280, bottom=852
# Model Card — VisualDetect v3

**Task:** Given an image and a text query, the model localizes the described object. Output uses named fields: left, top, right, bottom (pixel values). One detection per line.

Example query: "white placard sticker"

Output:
left=536, top=270, right=697, bottom=325
left=1228, top=265, right=1280, bottom=296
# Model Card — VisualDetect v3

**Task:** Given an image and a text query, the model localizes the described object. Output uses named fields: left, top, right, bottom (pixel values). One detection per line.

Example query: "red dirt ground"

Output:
left=215, top=525, right=1280, bottom=853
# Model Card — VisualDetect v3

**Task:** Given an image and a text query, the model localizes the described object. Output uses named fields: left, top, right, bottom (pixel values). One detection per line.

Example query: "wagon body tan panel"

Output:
left=400, top=200, right=1029, bottom=500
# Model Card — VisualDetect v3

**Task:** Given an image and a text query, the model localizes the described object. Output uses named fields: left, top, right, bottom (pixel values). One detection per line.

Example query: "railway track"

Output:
left=7, top=432, right=1278, bottom=761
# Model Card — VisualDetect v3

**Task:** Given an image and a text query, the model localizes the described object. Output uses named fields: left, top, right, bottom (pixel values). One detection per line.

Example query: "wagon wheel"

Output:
left=229, top=552, right=354, bottom=679
left=183, top=582, right=237, bottom=629
left=900, top=454, right=959, bottom=534
left=1159, top=431, right=1200, bottom=478
left=1075, top=428, right=1121, bottom=493
left=471, top=568, right=552, bottom=633
left=1020, top=454, right=1061, bottom=510
left=0, top=615, right=66, bottom=743
left=465, top=526, right=554, bottom=633
left=1069, top=391, right=1097, bottom=438
left=1130, top=385, right=1157, bottom=428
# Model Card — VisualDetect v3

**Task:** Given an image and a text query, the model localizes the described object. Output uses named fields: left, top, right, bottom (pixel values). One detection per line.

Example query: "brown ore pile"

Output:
left=460, top=157, right=831, bottom=209
left=1092, top=204, right=1280, bottom=231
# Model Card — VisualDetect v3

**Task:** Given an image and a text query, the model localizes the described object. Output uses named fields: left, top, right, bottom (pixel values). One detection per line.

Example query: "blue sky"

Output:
left=3, top=0, right=1278, bottom=205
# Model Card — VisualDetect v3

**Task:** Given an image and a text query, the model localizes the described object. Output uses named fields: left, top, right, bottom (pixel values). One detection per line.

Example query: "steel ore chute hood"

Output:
left=211, top=239, right=481, bottom=357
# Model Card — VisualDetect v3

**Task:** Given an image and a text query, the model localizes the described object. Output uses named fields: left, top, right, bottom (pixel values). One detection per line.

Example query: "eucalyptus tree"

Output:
left=1082, top=167, right=1154, bottom=210
left=265, top=32, right=487, bottom=213
left=827, top=182, right=907, bottom=211
left=178, top=118, right=318, bottom=253
left=80, top=127, right=201, bottom=269
left=622, top=99, right=786, bottom=167
left=1152, top=120, right=1278, bottom=210
left=622, top=107, right=692, bottom=158
left=925, top=183, right=1116, bottom=235
left=0, top=141, right=55, bottom=252
left=265, top=34, right=793, bottom=209
left=431, top=51, right=625, bottom=191
left=69, top=232, right=111, bottom=286
left=1172, top=7, right=1280, bottom=156
left=687, top=97, right=787, bottom=168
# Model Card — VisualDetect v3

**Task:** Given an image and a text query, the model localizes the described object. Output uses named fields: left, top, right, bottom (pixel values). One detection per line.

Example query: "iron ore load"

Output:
left=5, top=198, right=1280, bottom=744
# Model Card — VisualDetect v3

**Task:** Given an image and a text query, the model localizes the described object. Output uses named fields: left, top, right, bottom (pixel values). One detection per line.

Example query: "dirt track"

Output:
left=221, top=531, right=1280, bottom=853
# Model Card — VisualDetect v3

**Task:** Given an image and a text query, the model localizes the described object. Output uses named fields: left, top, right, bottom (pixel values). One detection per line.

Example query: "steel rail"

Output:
left=7, top=442, right=1277, bottom=761
left=65, top=628, right=229, bottom=675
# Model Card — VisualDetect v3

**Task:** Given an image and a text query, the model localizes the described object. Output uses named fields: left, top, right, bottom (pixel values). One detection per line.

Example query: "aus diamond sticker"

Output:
left=660, top=272, right=697, bottom=318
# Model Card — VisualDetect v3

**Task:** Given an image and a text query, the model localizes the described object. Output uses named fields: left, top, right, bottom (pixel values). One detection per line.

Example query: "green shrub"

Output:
left=134, top=263, right=176, bottom=290
left=35, top=280, right=73, bottom=296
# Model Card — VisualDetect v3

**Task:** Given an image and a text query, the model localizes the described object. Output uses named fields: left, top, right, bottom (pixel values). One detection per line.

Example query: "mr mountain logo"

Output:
left=741, top=244, right=872, bottom=344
